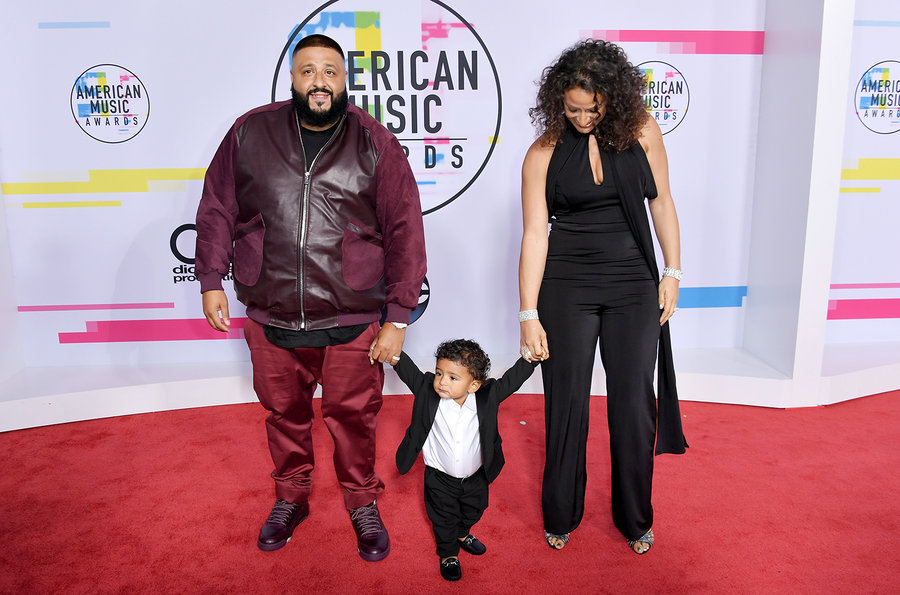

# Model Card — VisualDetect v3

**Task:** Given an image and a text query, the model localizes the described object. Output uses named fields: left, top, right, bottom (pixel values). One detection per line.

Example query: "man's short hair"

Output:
left=292, top=34, right=345, bottom=60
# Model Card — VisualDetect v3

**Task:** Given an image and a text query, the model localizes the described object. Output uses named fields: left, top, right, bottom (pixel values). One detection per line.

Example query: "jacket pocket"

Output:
left=232, top=213, right=265, bottom=286
left=342, top=219, right=384, bottom=291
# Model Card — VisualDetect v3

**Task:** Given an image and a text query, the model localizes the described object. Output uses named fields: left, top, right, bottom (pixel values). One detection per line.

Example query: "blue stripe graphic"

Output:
left=854, top=20, right=900, bottom=27
left=38, top=21, right=111, bottom=29
left=678, top=286, right=747, bottom=309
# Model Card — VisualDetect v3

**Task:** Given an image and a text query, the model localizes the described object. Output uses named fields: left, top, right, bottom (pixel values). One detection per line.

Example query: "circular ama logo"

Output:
left=854, top=60, right=900, bottom=134
left=71, top=64, right=150, bottom=143
left=638, top=61, right=689, bottom=134
left=272, top=0, right=502, bottom=214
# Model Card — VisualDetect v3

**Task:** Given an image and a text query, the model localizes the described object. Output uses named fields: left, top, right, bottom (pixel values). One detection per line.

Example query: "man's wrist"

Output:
left=383, top=303, right=412, bottom=325
left=198, top=272, right=225, bottom=293
left=389, top=322, right=408, bottom=329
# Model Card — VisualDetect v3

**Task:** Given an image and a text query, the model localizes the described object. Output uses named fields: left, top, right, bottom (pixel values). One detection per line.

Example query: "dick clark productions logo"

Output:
left=71, top=64, right=150, bottom=143
left=272, top=0, right=502, bottom=214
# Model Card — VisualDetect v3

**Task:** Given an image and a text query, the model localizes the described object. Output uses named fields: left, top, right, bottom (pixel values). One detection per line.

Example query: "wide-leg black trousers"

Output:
left=539, top=277, right=659, bottom=541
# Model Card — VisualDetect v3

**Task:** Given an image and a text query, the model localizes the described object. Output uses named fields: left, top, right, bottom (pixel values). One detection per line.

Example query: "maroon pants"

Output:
left=244, top=319, right=385, bottom=510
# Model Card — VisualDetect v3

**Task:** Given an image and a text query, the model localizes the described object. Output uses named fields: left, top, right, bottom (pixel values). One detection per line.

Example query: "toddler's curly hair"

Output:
left=435, top=339, right=491, bottom=382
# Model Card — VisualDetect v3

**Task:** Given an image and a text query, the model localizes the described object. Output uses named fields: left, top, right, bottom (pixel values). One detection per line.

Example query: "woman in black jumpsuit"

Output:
left=518, top=40, right=687, bottom=554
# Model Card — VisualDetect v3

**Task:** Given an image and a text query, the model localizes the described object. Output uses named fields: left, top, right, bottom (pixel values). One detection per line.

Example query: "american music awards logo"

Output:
left=70, top=64, right=150, bottom=143
left=411, top=277, right=430, bottom=324
left=855, top=60, right=900, bottom=134
left=638, top=61, right=689, bottom=134
left=383, top=277, right=431, bottom=325
left=271, top=0, right=502, bottom=214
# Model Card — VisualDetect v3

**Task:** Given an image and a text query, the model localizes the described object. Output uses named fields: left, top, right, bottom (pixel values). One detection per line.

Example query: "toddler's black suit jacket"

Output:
left=394, top=352, right=537, bottom=482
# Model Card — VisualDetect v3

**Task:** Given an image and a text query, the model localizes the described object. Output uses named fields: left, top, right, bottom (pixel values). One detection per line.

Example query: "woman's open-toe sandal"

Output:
left=545, top=531, right=570, bottom=550
left=627, top=529, right=654, bottom=554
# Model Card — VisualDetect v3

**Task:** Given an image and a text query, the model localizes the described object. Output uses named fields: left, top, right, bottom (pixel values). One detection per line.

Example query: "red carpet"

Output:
left=1, top=391, right=898, bottom=593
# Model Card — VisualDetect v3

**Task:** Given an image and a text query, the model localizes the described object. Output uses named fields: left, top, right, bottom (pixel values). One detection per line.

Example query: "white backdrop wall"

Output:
left=827, top=1, right=900, bottom=346
left=0, top=193, right=23, bottom=379
left=1, top=0, right=898, bottom=430
left=2, top=0, right=762, bottom=367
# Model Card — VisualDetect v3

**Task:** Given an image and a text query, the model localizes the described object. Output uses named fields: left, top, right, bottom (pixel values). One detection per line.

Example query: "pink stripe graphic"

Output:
left=830, top=283, right=900, bottom=290
left=421, top=21, right=468, bottom=47
left=58, top=318, right=247, bottom=343
left=19, top=302, right=175, bottom=312
left=585, top=30, right=765, bottom=54
left=827, top=299, right=900, bottom=320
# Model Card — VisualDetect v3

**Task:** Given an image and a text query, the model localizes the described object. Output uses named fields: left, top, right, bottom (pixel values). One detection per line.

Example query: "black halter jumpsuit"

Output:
left=538, top=130, right=660, bottom=542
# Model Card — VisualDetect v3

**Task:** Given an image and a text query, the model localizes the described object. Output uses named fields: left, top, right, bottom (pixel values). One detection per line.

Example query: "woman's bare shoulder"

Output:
left=524, top=133, right=556, bottom=169
left=638, top=115, right=663, bottom=153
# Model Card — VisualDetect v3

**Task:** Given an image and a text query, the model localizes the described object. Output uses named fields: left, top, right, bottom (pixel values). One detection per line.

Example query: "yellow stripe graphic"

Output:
left=23, top=201, right=122, bottom=208
left=841, top=158, right=900, bottom=180
left=356, top=12, right=381, bottom=53
left=1, top=168, right=206, bottom=195
left=839, top=187, right=881, bottom=193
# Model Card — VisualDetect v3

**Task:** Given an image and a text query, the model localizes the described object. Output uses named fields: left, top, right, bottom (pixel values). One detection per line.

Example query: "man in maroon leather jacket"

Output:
left=195, top=34, right=426, bottom=560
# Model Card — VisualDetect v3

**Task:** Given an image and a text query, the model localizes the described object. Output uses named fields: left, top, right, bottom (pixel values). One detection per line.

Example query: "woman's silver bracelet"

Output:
left=662, top=267, right=683, bottom=281
left=518, top=309, right=539, bottom=322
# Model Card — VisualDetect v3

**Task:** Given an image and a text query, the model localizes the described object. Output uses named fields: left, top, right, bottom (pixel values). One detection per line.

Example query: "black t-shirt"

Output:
left=300, top=120, right=338, bottom=170
left=264, top=323, right=370, bottom=348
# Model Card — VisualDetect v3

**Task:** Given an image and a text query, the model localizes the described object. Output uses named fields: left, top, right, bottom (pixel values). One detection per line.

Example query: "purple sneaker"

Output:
left=349, top=500, right=390, bottom=561
left=257, top=499, right=309, bottom=551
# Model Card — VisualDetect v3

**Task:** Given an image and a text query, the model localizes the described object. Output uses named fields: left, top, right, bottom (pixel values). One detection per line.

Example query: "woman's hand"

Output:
left=658, top=276, right=679, bottom=326
left=520, top=319, right=549, bottom=361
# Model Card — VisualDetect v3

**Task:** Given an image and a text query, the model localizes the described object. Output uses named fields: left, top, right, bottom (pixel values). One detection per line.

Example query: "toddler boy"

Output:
left=393, top=339, right=537, bottom=581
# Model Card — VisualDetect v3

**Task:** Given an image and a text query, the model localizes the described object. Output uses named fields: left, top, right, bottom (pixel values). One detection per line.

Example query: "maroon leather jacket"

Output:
left=195, top=101, right=426, bottom=330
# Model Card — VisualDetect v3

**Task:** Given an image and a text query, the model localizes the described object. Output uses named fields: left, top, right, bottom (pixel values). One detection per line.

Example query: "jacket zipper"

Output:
left=295, top=110, right=345, bottom=330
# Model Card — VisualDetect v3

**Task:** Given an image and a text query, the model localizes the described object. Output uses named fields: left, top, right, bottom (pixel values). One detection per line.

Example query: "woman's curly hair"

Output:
left=530, top=39, right=647, bottom=151
left=435, top=339, right=491, bottom=382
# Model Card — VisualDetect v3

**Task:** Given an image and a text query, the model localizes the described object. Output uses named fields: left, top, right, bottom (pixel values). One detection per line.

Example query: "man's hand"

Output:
left=368, top=323, right=406, bottom=364
left=202, top=290, right=231, bottom=332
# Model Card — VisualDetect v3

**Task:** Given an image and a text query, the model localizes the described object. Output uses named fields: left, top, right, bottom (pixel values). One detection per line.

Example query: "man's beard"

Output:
left=291, top=86, right=349, bottom=128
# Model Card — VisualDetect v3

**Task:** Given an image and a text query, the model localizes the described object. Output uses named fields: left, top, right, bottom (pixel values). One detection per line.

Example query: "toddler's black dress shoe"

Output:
left=440, top=557, right=462, bottom=581
left=459, top=534, right=486, bottom=555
